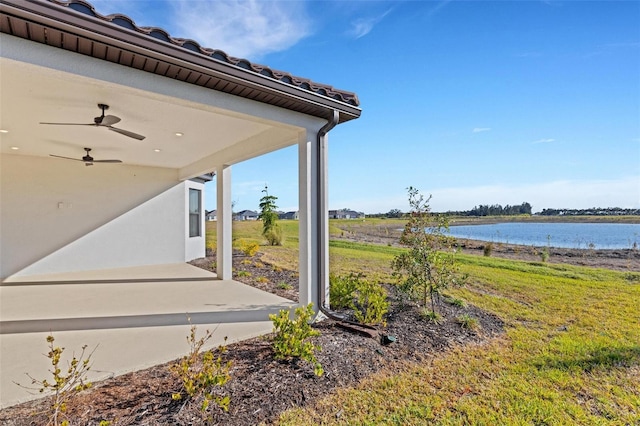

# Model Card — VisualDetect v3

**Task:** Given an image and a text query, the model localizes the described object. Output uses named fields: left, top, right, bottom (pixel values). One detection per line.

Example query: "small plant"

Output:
left=443, top=295, right=466, bottom=307
left=256, top=276, right=269, bottom=284
left=457, top=314, right=480, bottom=330
left=483, top=242, right=493, bottom=257
left=237, top=270, right=251, bottom=278
left=352, top=278, right=389, bottom=326
left=241, top=259, right=252, bottom=265
left=170, top=319, right=232, bottom=415
left=15, top=334, right=96, bottom=426
left=329, top=273, right=359, bottom=310
left=253, top=261, right=265, bottom=268
left=277, top=281, right=293, bottom=290
left=209, top=261, right=217, bottom=270
left=238, top=240, right=259, bottom=257
left=269, top=303, right=323, bottom=376
left=540, top=248, right=550, bottom=262
left=541, top=234, right=552, bottom=262
left=272, top=265, right=283, bottom=273
left=419, top=308, right=443, bottom=324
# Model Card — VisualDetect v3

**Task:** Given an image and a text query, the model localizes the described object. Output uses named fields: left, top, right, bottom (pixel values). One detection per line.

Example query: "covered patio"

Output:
left=0, top=0, right=360, bottom=410
left=0, top=263, right=295, bottom=408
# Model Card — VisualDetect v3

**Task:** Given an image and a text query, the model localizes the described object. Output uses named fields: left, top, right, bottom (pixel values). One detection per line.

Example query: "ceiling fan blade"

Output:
left=49, top=154, right=85, bottom=161
left=108, top=127, right=146, bottom=140
left=40, top=122, right=95, bottom=126
left=93, top=159, right=123, bottom=163
left=100, top=115, right=121, bottom=126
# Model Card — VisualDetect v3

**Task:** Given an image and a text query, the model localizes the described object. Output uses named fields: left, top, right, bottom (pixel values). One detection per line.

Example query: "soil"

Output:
left=2, top=225, right=634, bottom=425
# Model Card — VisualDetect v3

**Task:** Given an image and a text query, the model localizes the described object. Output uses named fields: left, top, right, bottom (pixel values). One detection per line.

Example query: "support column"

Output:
left=298, top=128, right=328, bottom=312
left=216, top=164, right=232, bottom=280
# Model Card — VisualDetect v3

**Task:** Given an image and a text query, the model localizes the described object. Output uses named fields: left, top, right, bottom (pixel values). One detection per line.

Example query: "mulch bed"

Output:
left=0, top=251, right=504, bottom=425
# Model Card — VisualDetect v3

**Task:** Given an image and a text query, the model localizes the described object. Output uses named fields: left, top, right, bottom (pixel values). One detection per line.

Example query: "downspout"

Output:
left=315, top=111, right=377, bottom=337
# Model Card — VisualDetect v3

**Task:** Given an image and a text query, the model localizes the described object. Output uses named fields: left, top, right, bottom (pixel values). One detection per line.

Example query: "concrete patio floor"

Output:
left=0, top=263, right=295, bottom=408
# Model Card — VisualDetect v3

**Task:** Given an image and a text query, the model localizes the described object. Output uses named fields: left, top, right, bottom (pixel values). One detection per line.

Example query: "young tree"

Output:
left=258, top=185, right=282, bottom=245
left=391, top=187, right=464, bottom=320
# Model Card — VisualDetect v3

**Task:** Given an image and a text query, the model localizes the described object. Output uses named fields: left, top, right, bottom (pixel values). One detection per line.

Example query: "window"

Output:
left=189, top=188, right=201, bottom=237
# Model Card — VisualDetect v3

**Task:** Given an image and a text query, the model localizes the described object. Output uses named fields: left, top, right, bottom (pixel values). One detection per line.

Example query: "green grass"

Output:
left=206, top=219, right=640, bottom=425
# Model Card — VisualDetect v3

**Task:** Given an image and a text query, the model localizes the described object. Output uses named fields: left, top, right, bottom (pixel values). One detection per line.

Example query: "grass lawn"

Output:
left=207, top=220, right=640, bottom=425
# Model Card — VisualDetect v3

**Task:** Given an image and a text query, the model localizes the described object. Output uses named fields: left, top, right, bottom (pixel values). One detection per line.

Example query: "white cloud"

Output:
left=472, top=127, right=491, bottom=133
left=170, top=0, right=311, bottom=59
left=532, top=138, right=555, bottom=144
left=347, top=9, right=392, bottom=39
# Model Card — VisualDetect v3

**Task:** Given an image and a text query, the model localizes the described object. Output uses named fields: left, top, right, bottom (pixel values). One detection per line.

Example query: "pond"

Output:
left=447, top=222, right=640, bottom=249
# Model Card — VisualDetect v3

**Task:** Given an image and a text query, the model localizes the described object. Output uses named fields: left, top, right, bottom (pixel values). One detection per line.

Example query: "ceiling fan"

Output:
left=50, top=147, right=122, bottom=166
left=40, top=103, right=146, bottom=140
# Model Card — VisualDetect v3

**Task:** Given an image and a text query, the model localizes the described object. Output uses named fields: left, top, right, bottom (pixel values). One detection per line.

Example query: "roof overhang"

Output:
left=0, top=0, right=361, bottom=179
left=0, top=0, right=361, bottom=124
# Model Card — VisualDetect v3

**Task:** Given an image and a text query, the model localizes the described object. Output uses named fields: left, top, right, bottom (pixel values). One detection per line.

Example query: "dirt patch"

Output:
left=0, top=252, right=503, bottom=425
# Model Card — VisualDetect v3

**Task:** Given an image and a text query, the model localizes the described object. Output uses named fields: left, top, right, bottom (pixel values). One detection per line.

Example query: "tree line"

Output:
left=448, top=202, right=533, bottom=217
left=370, top=203, right=640, bottom=218
left=537, top=207, right=640, bottom=216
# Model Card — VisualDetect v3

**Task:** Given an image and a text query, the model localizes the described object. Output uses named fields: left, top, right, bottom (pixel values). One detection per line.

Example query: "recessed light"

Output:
left=154, top=149, right=161, bottom=152
left=10, top=146, right=19, bottom=150
left=175, top=132, right=184, bottom=137
left=0, top=129, right=9, bottom=134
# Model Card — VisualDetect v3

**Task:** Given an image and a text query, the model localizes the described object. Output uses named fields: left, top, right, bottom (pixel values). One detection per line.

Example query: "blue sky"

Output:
left=90, top=0, right=639, bottom=214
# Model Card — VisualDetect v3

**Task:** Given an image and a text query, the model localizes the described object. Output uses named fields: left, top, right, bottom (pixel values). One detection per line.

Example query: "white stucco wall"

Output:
left=0, top=154, right=192, bottom=280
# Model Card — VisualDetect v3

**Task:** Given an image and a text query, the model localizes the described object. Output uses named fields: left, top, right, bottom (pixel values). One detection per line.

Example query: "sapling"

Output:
left=391, top=187, right=465, bottom=319
left=258, top=185, right=283, bottom=245
left=15, top=334, right=96, bottom=426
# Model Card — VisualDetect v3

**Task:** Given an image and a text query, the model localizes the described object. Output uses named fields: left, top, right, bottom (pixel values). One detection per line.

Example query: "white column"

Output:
left=216, top=164, right=232, bottom=280
left=298, top=128, right=329, bottom=312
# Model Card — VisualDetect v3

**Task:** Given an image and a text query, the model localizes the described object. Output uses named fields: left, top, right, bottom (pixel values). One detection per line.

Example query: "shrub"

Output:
left=256, top=276, right=269, bottom=284
left=264, top=226, right=283, bottom=246
left=329, top=273, right=359, bottom=310
left=483, top=243, right=493, bottom=257
left=237, top=270, right=251, bottom=278
left=269, top=304, right=323, bottom=376
left=329, top=273, right=388, bottom=325
left=352, top=278, right=389, bottom=326
left=16, top=334, right=96, bottom=426
left=238, top=240, right=259, bottom=257
left=170, top=320, right=232, bottom=415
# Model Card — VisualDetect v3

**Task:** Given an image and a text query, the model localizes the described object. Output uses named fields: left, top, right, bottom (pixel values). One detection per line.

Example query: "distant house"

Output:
left=234, top=210, right=258, bottom=221
left=205, top=210, right=217, bottom=221
left=279, top=211, right=299, bottom=220
left=329, top=209, right=365, bottom=219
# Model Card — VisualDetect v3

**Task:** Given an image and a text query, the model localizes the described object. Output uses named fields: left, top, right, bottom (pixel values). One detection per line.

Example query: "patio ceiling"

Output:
left=0, top=0, right=360, bottom=177
left=0, top=56, right=301, bottom=172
